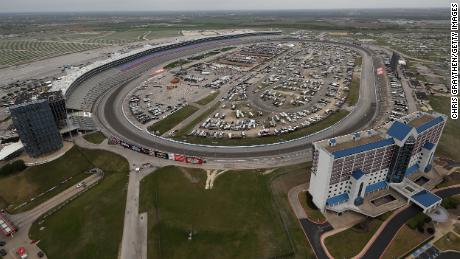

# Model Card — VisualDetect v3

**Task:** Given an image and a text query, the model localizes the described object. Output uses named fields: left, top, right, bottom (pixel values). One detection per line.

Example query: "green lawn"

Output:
left=175, top=102, right=221, bottom=137
left=195, top=91, right=219, bottom=106
left=429, top=96, right=460, bottom=161
left=29, top=148, right=129, bottom=259
left=0, top=146, right=118, bottom=213
left=164, top=59, right=191, bottom=69
left=148, top=105, right=199, bottom=135
left=345, top=57, right=362, bottom=106
left=382, top=225, right=430, bottom=259
left=346, top=74, right=360, bottom=106
left=434, top=232, right=460, bottom=251
left=299, top=191, right=326, bottom=222
left=325, top=218, right=383, bottom=258
left=140, top=165, right=310, bottom=259
left=269, top=163, right=315, bottom=259
left=83, top=131, right=107, bottom=144
left=175, top=109, right=349, bottom=146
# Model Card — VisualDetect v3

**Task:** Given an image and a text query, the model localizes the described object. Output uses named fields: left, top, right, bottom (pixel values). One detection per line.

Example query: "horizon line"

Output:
left=0, top=7, right=449, bottom=14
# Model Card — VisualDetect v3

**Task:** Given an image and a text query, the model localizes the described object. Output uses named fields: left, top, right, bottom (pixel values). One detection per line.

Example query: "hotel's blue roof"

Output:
left=332, top=138, right=395, bottom=158
left=411, top=190, right=441, bottom=208
left=416, top=116, right=444, bottom=133
left=423, top=142, right=435, bottom=151
left=387, top=121, right=413, bottom=141
left=365, top=181, right=388, bottom=194
left=352, top=170, right=365, bottom=180
left=405, top=164, right=420, bottom=177
left=326, top=193, right=349, bottom=206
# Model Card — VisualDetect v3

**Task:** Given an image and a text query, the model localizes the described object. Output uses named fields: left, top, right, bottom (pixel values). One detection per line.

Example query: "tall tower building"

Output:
left=9, top=92, right=64, bottom=157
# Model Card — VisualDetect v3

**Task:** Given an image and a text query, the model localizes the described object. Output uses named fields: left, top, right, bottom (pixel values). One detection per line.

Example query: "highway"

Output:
left=88, top=36, right=380, bottom=161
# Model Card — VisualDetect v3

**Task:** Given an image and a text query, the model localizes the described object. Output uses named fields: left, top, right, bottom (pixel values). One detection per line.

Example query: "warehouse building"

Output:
left=309, top=111, right=446, bottom=216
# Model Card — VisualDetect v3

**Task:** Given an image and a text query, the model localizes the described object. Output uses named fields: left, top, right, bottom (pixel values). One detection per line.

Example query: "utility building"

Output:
left=309, top=111, right=446, bottom=215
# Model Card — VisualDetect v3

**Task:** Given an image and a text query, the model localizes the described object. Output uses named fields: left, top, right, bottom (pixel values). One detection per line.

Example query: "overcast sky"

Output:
left=0, top=0, right=452, bottom=13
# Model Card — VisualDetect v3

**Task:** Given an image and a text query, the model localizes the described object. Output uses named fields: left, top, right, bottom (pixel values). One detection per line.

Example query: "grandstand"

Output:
left=54, top=31, right=281, bottom=112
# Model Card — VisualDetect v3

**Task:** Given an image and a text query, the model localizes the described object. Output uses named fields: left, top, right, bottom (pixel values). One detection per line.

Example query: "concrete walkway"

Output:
left=119, top=166, right=155, bottom=259
left=287, top=183, right=333, bottom=259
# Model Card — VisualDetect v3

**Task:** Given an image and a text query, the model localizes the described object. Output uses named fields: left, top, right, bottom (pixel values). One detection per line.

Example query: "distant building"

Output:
left=309, top=111, right=446, bottom=215
left=389, top=52, right=400, bottom=74
left=9, top=91, right=65, bottom=157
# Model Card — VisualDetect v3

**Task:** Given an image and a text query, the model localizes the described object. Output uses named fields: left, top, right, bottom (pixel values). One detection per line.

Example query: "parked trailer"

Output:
left=0, top=212, right=17, bottom=237
left=109, top=136, right=206, bottom=164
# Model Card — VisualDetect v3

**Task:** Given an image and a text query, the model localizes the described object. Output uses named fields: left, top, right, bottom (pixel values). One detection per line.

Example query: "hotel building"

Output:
left=309, top=111, right=447, bottom=215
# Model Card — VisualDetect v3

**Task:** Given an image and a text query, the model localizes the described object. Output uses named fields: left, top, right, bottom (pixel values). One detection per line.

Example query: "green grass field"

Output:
left=164, top=59, right=191, bottom=69
left=29, top=148, right=129, bottom=259
left=299, top=192, right=326, bottom=222
left=148, top=105, right=199, bottom=135
left=0, top=146, right=121, bottom=213
left=195, top=91, right=219, bottom=106
left=175, top=102, right=221, bottom=137
left=325, top=218, right=384, bottom=258
left=434, top=232, right=460, bottom=251
left=175, top=109, right=349, bottom=146
left=429, top=96, right=460, bottom=161
left=346, top=75, right=360, bottom=106
left=345, top=57, right=362, bottom=106
left=140, top=165, right=312, bottom=259
left=382, top=225, right=430, bottom=259
left=0, top=40, right=103, bottom=67
left=83, top=131, right=107, bottom=144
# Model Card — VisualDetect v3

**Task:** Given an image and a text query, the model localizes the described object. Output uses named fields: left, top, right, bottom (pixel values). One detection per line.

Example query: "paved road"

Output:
left=119, top=167, right=155, bottom=259
left=362, top=186, right=460, bottom=259
left=92, top=38, right=379, bottom=161
left=288, top=184, right=332, bottom=259
left=288, top=184, right=460, bottom=259
left=10, top=174, right=101, bottom=228
left=2, top=173, right=102, bottom=259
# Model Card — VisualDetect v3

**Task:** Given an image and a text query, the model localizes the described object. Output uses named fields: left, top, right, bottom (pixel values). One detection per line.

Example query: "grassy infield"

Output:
left=175, top=110, right=350, bottom=146
left=147, top=105, right=199, bottom=135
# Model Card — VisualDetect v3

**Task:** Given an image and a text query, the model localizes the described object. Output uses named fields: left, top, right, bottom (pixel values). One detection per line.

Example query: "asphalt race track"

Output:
left=84, top=35, right=380, bottom=160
